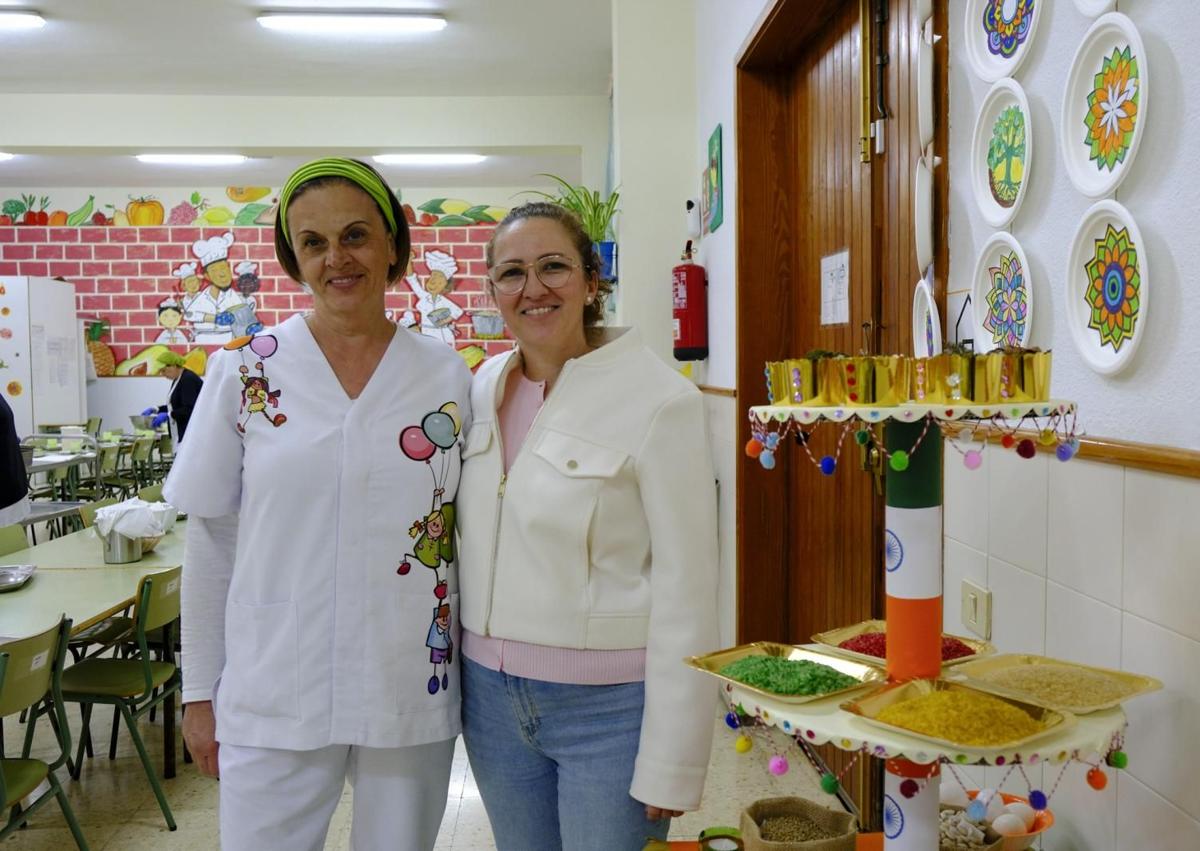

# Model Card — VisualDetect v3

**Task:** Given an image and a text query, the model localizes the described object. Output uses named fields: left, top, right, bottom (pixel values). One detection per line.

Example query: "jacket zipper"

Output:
left=481, top=356, right=575, bottom=635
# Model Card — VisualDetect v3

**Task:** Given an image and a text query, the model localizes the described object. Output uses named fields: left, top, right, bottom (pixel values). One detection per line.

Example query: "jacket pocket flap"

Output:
left=461, top=423, right=492, bottom=458
left=533, top=430, right=627, bottom=478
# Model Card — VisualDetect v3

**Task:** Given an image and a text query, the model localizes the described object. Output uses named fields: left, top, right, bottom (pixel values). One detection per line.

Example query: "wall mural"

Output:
left=0, top=187, right=515, bottom=378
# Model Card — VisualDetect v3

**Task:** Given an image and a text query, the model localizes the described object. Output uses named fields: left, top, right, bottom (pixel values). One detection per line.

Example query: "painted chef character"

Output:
left=425, top=603, right=453, bottom=695
left=405, top=249, right=464, bottom=344
left=154, top=297, right=191, bottom=345
left=175, top=262, right=211, bottom=338
left=190, top=232, right=249, bottom=344
left=234, top=260, right=261, bottom=298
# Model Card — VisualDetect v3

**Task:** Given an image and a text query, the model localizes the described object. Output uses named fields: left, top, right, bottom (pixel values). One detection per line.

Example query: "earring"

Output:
left=586, top=295, right=595, bottom=304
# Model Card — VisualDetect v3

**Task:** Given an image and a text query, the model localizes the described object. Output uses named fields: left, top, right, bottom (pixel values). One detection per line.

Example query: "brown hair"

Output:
left=274, top=159, right=412, bottom=286
left=485, top=201, right=611, bottom=330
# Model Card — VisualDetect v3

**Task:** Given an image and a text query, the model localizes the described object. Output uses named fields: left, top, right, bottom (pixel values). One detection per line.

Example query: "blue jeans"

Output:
left=461, top=656, right=671, bottom=851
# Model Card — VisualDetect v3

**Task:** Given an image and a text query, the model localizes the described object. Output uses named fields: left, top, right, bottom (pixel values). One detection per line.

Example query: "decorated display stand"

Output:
left=720, top=369, right=1152, bottom=850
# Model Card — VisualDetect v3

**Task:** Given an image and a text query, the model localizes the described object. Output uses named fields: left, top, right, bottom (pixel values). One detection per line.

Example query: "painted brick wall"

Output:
left=0, top=224, right=512, bottom=370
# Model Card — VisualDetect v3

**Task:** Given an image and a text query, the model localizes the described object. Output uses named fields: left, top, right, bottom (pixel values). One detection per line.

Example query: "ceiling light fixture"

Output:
left=0, top=153, right=14, bottom=162
left=373, top=154, right=486, bottom=166
left=257, top=13, right=446, bottom=35
left=0, top=11, right=45, bottom=30
left=136, top=154, right=248, bottom=166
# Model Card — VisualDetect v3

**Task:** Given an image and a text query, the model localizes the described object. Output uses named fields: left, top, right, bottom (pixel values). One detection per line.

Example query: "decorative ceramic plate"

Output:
left=971, top=232, right=1033, bottom=353
left=1061, top=13, right=1148, bottom=198
left=971, top=78, right=1033, bottom=227
left=918, top=35, right=934, bottom=149
left=917, top=0, right=932, bottom=23
left=914, top=157, right=934, bottom=273
left=1065, top=199, right=1148, bottom=375
left=912, top=278, right=942, bottom=358
left=1073, top=0, right=1114, bottom=16
left=964, top=0, right=1042, bottom=83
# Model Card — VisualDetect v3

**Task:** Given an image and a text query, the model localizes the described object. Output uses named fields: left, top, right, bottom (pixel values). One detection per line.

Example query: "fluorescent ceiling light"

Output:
left=0, top=12, right=45, bottom=31
left=136, top=154, right=247, bottom=166
left=373, top=154, right=486, bottom=166
left=257, top=13, right=446, bottom=34
left=0, top=153, right=14, bottom=162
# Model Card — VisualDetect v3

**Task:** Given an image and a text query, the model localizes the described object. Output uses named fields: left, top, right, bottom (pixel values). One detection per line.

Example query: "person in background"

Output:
left=156, top=351, right=203, bottom=443
left=0, top=394, right=30, bottom=527
left=164, top=157, right=470, bottom=851
left=456, top=201, right=720, bottom=850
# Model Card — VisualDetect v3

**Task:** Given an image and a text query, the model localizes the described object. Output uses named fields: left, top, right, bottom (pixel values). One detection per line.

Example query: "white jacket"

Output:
left=457, top=327, right=720, bottom=811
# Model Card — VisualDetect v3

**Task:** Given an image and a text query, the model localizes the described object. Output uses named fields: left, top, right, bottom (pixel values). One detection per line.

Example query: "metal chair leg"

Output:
left=119, top=703, right=176, bottom=831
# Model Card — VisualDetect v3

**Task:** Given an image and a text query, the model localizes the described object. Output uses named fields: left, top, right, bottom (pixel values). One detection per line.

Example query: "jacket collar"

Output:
left=482, top=326, right=640, bottom=416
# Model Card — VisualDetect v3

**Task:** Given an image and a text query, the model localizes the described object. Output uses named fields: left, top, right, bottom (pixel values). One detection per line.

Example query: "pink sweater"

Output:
left=461, top=366, right=646, bottom=685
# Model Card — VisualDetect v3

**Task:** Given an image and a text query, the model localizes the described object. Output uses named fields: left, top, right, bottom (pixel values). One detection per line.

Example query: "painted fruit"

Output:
left=126, top=197, right=165, bottom=226
left=226, top=186, right=271, bottom=203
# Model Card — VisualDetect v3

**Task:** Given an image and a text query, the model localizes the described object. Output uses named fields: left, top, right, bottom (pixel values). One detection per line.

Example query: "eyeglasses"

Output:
left=487, top=254, right=580, bottom=295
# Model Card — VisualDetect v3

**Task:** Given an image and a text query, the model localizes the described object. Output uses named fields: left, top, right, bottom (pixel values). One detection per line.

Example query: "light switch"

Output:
left=960, top=580, right=992, bottom=640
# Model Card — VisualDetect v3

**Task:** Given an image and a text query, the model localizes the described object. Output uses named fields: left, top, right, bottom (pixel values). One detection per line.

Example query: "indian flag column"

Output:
left=882, top=417, right=942, bottom=848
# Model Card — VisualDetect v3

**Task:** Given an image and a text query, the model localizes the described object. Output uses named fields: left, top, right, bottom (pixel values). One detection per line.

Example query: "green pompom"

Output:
left=889, top=450, right=910, bottom=472
left=854, top=429, right=871, bottom=446
left=1108, top=750, right=1128, bottom=770
left=820, top=772, right=840, bottom=794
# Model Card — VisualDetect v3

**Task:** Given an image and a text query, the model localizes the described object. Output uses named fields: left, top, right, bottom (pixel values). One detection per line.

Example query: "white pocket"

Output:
left=222, top=600, right=300, bottom=720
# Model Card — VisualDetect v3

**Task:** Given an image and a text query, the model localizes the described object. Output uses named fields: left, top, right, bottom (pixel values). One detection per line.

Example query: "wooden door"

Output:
left=735, top=0, right=948, bottom=829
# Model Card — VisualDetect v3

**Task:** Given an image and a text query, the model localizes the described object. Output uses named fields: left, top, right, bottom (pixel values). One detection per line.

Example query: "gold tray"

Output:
left=686, top=642, right=885, bottom=705
left=811, top=619, right=995, bottom=668
left=840, top=678, right=1073, bottom=751
left=947, top=653, right=1163, bottom=715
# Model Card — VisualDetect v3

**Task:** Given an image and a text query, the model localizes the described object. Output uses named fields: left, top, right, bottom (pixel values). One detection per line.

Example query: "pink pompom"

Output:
left=964, top=449, right=983, bottom=470
left=768, top=755, right=789, bottom=776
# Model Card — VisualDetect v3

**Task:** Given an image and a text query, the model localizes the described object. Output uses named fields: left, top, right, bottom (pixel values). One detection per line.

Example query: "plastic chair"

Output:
left=60, top=567, right=182, bottom=831
left=0, top=524, right=29, bottom=557
left=0, top=617, right=88, bottom=849
left=76, top=498, right=119, bottom=530
left=85, top=416, right=102, bottom=437
left=137, top=483, right=164, bottom=503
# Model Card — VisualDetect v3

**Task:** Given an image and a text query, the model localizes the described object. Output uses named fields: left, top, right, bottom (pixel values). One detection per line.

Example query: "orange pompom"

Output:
left=745, top=438, right=764, bottom=459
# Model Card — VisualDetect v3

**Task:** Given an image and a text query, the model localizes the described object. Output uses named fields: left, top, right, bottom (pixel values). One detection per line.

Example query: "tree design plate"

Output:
left=1060, top=13, right=1148, bottom=198
left=972, top=232, right=1033, bottom=353
left=1065, top=200, right=1148, bottom=375
left=964, top=0, right=1041, bottom=83
left=971, top=78, right=1033, bottom=227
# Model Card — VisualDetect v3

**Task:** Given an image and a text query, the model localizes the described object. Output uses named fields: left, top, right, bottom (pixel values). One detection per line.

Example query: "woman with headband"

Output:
left=165, top=158, right=471, bottom=851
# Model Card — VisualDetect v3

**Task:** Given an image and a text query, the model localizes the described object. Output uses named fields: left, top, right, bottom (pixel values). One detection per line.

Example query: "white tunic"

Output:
left=164, top=313, right=472, bottom=750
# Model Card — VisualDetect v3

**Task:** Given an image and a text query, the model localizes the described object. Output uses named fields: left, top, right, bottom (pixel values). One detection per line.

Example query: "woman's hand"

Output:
left=644, top=805, right=685, bottom=821
left=183, top=700, right=220, bottom=778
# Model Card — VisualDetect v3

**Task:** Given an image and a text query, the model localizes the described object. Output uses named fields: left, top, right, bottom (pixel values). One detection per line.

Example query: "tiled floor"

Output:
left=5, top=705, right=846, bottom=849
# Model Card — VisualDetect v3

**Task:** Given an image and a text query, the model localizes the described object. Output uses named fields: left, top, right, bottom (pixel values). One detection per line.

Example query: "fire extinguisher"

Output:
left=672, top=240, right=708, bottom=361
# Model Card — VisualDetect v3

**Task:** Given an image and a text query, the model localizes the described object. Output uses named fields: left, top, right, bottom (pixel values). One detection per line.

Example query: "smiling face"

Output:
left=426, top=511, right=445, bottom=539
left=489, top=217, right=597, bottom=359
left=286, top=182, right=397, bottom=325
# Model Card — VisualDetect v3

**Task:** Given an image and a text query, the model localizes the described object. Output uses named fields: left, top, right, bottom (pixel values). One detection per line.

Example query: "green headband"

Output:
left=278, top=157, right=398, bottom=247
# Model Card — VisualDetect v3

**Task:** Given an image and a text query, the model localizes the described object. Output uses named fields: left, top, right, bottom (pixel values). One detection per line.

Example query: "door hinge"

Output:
left=872, top=119, right=886, bottom=154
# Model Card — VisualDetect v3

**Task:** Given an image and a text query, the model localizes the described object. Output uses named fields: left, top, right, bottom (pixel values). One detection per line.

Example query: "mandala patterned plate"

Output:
left=964, top=0, right=1041, bottom=83
left=1061, top=13, right=1148, bottom=198
left=971, top=77, right=1033, bottom=227
left=1065, top=199, right=1148, bottom=375
left=972, top=231, right=1033, bottom=353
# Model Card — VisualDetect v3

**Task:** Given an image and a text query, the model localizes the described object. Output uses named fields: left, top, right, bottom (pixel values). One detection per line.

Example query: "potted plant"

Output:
left=527, top=174, right=620, bottom=282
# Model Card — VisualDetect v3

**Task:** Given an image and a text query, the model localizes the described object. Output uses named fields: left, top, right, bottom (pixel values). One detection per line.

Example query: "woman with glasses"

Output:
left=456, top=201, right=719, bottom=850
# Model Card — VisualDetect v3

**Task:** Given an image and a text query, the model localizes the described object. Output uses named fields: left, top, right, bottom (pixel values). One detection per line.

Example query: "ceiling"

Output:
left=0, top=0, right=609, bottom=187
left=0, top=150, right=581, bottom=189
left=0, top=0, right=612, bottom=97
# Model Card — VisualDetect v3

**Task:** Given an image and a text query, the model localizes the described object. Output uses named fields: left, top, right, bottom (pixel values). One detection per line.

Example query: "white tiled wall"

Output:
left=944, top=453, right=1200, bottom=849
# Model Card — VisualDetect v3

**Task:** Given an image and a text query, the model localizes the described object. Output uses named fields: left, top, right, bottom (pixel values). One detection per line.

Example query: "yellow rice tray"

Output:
left=948, top=653, right=1163, bottom=715
left=811, top=619, right=995, bottom=668
left=686, top=642, right=885, bottom=705
left=841, top=678, right=1073, bottom=752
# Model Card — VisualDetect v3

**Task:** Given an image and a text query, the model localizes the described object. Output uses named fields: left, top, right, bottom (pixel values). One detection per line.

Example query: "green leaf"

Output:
left=190, top=191, right=202, bottom=205
left=234, top=203, right=270, bottom=226
left=462, top=204, right=492, bottom=222
left=419, top=198, right=449, bottom=214
left=430, top=214, right=474, bottom=227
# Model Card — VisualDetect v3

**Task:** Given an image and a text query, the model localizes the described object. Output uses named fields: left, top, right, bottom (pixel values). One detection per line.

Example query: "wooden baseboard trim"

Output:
left=943, top=424, right=1200, bottom=480
left=698, top=385, right=738, bottom=398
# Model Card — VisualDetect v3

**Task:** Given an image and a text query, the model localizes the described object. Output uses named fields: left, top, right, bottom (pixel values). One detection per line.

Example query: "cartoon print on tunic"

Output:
left=397, top=400, right=462, bottom=695
left=223, top=333, right=288, bottom=433
left=425, top=603, right=453, bottom=695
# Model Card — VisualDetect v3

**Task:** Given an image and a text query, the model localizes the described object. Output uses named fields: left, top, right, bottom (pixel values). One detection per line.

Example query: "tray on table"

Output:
left=687, top=642, right=884, bottom=706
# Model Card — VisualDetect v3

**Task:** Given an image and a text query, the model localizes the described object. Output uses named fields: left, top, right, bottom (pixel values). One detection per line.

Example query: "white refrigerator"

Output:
left=0, top=276, right=86, bottom=438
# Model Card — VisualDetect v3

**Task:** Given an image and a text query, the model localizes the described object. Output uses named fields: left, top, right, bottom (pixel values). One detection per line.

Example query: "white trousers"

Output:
left=218, top=738, right=455, bottom=851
